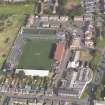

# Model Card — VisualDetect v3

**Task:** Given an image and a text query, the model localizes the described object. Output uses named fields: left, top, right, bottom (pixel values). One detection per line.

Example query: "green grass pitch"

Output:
left=18, top=39, right=55, bottom=70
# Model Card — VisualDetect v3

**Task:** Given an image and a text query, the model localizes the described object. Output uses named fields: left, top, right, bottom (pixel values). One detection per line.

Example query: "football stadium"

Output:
left=5, top=27, right=64, bottom=76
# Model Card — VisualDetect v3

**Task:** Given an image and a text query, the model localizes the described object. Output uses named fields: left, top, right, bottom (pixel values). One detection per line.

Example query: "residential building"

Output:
left=70, top=37, right=81, bottom=50
left=94, top=100, right=105, bottom=105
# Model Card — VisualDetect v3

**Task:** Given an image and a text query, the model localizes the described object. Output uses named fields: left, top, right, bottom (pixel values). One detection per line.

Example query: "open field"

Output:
left=0, top=4, right=34, bottom=68
left=0, top=4, right=34, bottom=15
left=64, top=0, right=81, bottom=10
left=57, top=0, right=82, bottom=16
left=18, top=39, right=55, bottom=70
left=91, top=37, right=105, bottom=69
left=96, top=37, right=105, bottom=48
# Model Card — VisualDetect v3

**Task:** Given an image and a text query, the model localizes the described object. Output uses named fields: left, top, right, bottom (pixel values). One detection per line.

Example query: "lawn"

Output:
left=93, top=52, right=101, bottom=66
left=90, top=37, right=105, bottom=70
left=0, top=4, right=34, bottom=15
left=80, top=88, right=88, bottom=99
left=80, top=51, right=93, bottom=61
left=18, top=39, right=55, bottom=70
left=0, top=3, right=34, bottom=68
left=75, top=0, right=81, bottom=4
left=96, top=37, right=105, bottom=48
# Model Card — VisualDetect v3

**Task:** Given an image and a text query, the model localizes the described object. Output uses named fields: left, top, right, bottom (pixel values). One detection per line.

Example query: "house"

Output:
left=85, top=40, right=94, bottom=48
left=50, top=21, right=60, bottom=28
left=70, top=37, right=81, bottom=50
left=94, top=100, right=105, bottom=105
left=40, top=15, right=49, bottom=22
left=85, top=31, right=93, bottom=40
left=49, top=16, right=59, bottom=21
left=60, top=16, right=69, bottom=22
left=26, top=15, right=34, bottom=28
left=42, top=21, right=50, bottom=28
left=84, top=23, right=94, bottom=48
left=74, top=16, right=84, bottom=26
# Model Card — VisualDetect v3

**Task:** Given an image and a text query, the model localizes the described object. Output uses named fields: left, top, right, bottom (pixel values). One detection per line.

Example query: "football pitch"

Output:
left=18, top=39, right=55, bottom=70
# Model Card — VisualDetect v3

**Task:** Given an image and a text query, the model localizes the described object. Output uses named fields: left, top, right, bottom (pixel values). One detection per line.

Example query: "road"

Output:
left=0, top=91, right=92, bottom=105
left=0, top=91, right=75, bottom=102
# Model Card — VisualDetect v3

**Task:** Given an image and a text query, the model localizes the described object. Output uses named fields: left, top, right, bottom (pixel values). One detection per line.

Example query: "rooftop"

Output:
left=54, top=42, right=64, bottom=64
left=94, top=101, right=105, bottom=105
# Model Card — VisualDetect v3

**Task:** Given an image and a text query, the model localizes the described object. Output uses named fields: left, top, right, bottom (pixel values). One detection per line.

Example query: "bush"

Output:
left=4, top=37, right=10, bottom=43
left=6, top=20, right=13, bottom=27
left=0, top=26, right=5, bottom=32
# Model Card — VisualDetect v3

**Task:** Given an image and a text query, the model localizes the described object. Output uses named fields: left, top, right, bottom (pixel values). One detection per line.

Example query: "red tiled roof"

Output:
left=54, top=42, right=64, bottom=63
left=27, top=15, right=34, bottom=25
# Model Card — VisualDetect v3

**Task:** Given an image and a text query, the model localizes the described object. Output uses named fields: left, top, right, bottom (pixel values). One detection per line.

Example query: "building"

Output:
left=42, top=21, right=50, bottom=28
left=103, top=0, right=105, bottom=14
left=59, top=16, right=69, bottom=22
left=85, top=31, right=93, bottom=40
left=100, top=0, right=105, bottom=14
left=94, top=100, right=105, bottom=105
left=67, top=51, right=80, bottom=69
left=84, top=22, right=94, bottom=48
left=85, top=40, right=94, bottom=48
left=38, top=15, right=69, bottom=28
left=26, top=15, right=34, bottom=28
left=54, top=42, right=65, bottom=64
left=16, top=69, right=49, bottom=77
left=74, top=16, right=84, bottom=26
left=70, top=37, right=81, bottom=50
left=40, top=15, right=49, bottom=21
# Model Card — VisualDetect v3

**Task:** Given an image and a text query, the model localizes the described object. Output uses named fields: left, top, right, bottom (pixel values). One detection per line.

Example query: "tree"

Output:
left=17, top=71, right=25, bottom=80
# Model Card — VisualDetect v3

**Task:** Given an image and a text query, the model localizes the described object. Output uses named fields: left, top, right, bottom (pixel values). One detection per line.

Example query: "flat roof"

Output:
left=16, top=69, right=49, bottom=77
left=94, top=101, right=105, bottom=105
